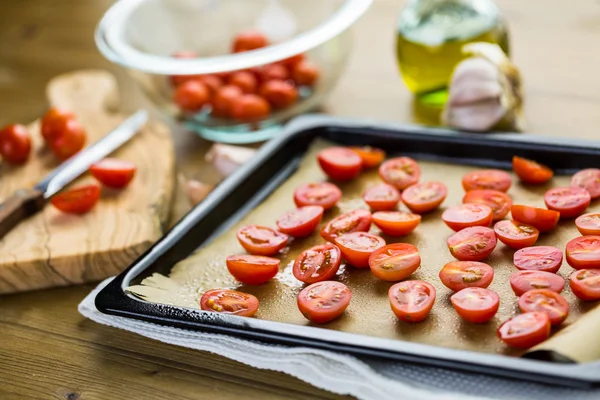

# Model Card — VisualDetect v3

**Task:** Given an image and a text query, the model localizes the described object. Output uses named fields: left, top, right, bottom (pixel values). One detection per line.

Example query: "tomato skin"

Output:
left=232, top=30, right=269, bottom=53
left=90, top=158, right=137, bottom=188
left=441, top=204, right=493, bottom=232
left=292, top=60, right=319, bottom=86
left=510, top=205, right=560, bottom=233
left=571, top=168, right=600, bottom=199
left=259, top=80, right=298, bottom=109
left=276, top=206, right=324, bottom=237
left=293, top=182, right=342, bottom=210
left=379, top=157, right=421, bottom=190
left=173, top=80, right=211, bottom=112
left=297, top=281, right=351, bottom=324
left=334, top=232, right=386, bottom=268
left=228, top=71, right=259, bottom=94
left=566, top=235, right=600, bottom=269
left=317, top=147, right=363, bottom=181
left=439, top=261, right=494, bottom=292
left=494, top=220, right=539, bottom=249
left=362, top=184, right=401, bottom=211
left=211, top=85, right=243, bottom=118
left=41, top=107, right=75, bottom=142
left=401, top=181, right=447, bottom=213
left=368, top=243, right=421, bottom=282
left=350, top=147, right=385, bottom=169
left=497, top=312, right=551, bottom=349
left=462, top=169, right=512, bottom=192
left=388, top=280, right=436, bottom=322
left=230, top=94, right=271, bottom=121
left=200, top=289, right=259, bottom=317
left=50, top=184, right=101, bottom=214
left=236, top=225, right=289, bottom=256
left=512, top=156, right=553, bottom=184
left=570, top=269, right=600, bottom=301
left=544, top=187, right=590, bottom=219
left=280, top=53, right=305, bottom=68
left=320, top=209, right=372, bottom=242
left=509, top=270, right=565, bottom=296
left=513, top=246, right=563, bottom=273
left=372, top=211, right=421, bottom=236
left=462, top=189, right=512, bottom=221
left=575, top=213, right=600, bottom=236
left=226, top=255, right=280, bottom=285
left=450, top=287, right=499, bottom=324
left=259, top=64, right=290, bottom=82
left=0, top=124, right=31, bottom=164
left=518, top=289, right=569, bottom=326
left=447, top=226, right=497, bottom=261
left=292, top=243, right=342, bottom=284
left=49, top=118, right=86, bottom=160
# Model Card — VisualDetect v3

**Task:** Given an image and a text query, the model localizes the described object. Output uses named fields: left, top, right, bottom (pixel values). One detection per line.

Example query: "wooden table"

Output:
left=1, top=1, right=599, bottom=398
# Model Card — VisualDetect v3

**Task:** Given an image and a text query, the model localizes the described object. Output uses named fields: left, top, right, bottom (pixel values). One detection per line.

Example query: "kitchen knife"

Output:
left=0, top=109, right=148, bottom=240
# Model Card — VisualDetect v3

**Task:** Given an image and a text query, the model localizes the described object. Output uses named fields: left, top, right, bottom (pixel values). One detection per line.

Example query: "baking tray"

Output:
left=96, top=115, right=600, bottom=388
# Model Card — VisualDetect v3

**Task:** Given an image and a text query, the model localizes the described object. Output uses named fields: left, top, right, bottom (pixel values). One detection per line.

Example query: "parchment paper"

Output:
left=128, top=139, right=600, bottom=361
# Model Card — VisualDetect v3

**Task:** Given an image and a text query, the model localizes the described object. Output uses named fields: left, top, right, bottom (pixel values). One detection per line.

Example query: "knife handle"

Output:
left=0, top=189, right=45, bottom=240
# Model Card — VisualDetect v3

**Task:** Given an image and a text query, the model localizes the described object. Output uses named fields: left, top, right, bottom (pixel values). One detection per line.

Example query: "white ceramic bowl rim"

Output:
left=96, top=0, right=372, bottom=75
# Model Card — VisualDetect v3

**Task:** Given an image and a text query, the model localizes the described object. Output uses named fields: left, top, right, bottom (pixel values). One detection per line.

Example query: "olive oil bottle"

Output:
left=396, top=0, right=509, bottom=105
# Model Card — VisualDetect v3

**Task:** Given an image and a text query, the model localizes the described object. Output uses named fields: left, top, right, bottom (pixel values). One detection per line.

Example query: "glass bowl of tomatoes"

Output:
left=95, top=0, right=372, bottom=144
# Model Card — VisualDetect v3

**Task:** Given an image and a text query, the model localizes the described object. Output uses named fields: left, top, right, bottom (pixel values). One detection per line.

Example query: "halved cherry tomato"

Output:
left=388, top=280, right=436, bottom=322
left=368, top=243, right=421, bottom=282
left=292, top=60, right=319, bottom=86
left=571, top=168, right=600, bottom=199
left=450, top=287, right=499, bottom=324
left=334, top=232, right=386, bottom=268
left=362, top=184, right=401, bottom=211
left=566, top=235, right=600, bottom=269
left=497, top=312, right=551, bottom=348
left=292, top=243, right=342, bottom=284
left=41, top=107, right=75, bottom=142
left=401, top=181, right=447, bottom=213
left=512, top=156, right=553, bottom=184
left=575, top=213, right=600, bottom=236
left=226, top=255, right=280, bottom=285
left=211, top=85, right=243, bottom=118
left=510, top=205, right=560, bottom=233
left=321, top=209, right=372, bottom=242
left=441, top=204, right=493, bottom=232
left=350, top=147, right=385, bottom=169
left=276, top=206, right=324, bottom=237
left=259, top=64, right=290, bottom=82
left=317, top=147, right=363, bottom=181
left=230, top=94, right=271, bottom=121
left=462, top=189, right=512, bottom=221
left=494, top=220, right=539, bottom=249
left=50, top=184, right=101, bottom=214
left=0, top=124, right=31, bottom=164
left=48, top=118, right=86, bottom=160
left=236, top=225, right=288, bottom=256
left=294, top=182, right=342, bottom=210
left=570, top=269, right=600, bottom=301
left=439, top=261, right=494, bottom=292
left=297, top=281, right=351, bottom=324
left=513, top=246, right=563, bottom=273
left=173, top=80, right=210, bottom=112
left=259, top=80, right=298, bottom=109
left=232, top=30, right=269, bottom=53
left=90, top=158, right=137, bottom=189
left=518, top=289, right=569, bottom=326
left=509, top=270, right=565, bottom=296
left=371, top=211, right=421, bottom=236
left=544, top=187, right=590, bottom=219
left=379, top=157, right=421, bottom=190
left=447, top=226, right=497, bottom=261
left=200, top=289, right=259, bottom=317
left=462, top=169, right=512, bottom=192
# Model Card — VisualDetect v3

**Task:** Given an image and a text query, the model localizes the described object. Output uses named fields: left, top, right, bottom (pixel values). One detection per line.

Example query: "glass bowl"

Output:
left=96, top=0, right=372, bottom=143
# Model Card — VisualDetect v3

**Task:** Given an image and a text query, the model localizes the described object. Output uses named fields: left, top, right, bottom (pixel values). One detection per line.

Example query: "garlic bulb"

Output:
left=442, top=42, right=524, bottom=132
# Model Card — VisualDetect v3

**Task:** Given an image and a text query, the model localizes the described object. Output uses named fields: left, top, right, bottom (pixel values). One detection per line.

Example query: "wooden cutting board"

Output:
left=0, top=70, right=176, bottom=294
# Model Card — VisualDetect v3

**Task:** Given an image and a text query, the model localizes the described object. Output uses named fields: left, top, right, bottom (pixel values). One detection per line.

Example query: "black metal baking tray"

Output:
left=95, top=115, right=600, bottom=388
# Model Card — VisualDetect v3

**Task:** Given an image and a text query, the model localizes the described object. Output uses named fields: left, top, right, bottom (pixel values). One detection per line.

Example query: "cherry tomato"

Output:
left=401, top=181, right=447, bottom=213
left=228, top=71, right=258, bottom=94
left=226, top=255, right=280, bottom=285
left=509, top=270, right=565, bottom=296
left=292, top=60, right=319, bottom=86
left=293, top=182, right=342, bottom=210
left=447, top=226, right=497, bottom=261
left=0, top=124, right=31, bottom=164
left=89, top=158, right=136, bottom=189
left=50, top=184, right=101, bottom=214
left=371, top=211, right=421, bottom=236
left=49, top=118, right=86, bottom=160
left=518, top=289, right=569, bottom=326
left=513, top=246, right=563, bottom=273
left=236, top=225, right=288, bottom=256
left=451, top=287, right=499, bottom=324
left=280, top=53, right=305, bottom=68
left=259, top=64, right=290, bottom=82
left=462, top=189, right=512, bottom=221
left=321, top=209, right=372, bottom=242
left=462, top=169, right=512, bottom=192
left=292, top=243, right=342, bottom=284
left=566, top=235, right=600, bottom=269
left=200, top=289, right=259, bottom=317
left=297, top=281, right=351, bottom=324
left=173, top=80, right=210, bottom=112
left=441, top=204, right=493, bottom=232
left=575, top=213, right=600, bottom=236
left=334, top=232, right=386, bottom=268
left=439, top=261, right=494, bottom=292
left=259, top=80, right=298, bottom=109
left=497, top=312, right=551, bottom=349
left=512, top=156, right=553, bottom=184
left=510, top=205, right=560, bottom=233
left=494, top=220, right=539, bottom=249
left=362, top=183, right=401, bottom=211
left=194, top=75, right=222, bottom=95
left=211, top=85, right=243, bottom=118
left=276, top=205, right=324, bottom=237
left=368, top=243, right=421, bottom=282
left=169, top=51, right=201, bottom=86
left=388, top=280, right=436, bottom=322
left=41, top=107, right=75, bottom=142
left=544, top=187, right=590, bottom=219
left=379, top=157, right=421, bottom=190
left=350, top=147, right=385, bottom=169
left=317, top=147, right=363, bottom=181
left=232, top=30, right=269, bottom=53
left=570, top=269, right=600, bottom=301
left=230, top=94, right=271, bottom=121
left=571, top=168, right=600, bottom=199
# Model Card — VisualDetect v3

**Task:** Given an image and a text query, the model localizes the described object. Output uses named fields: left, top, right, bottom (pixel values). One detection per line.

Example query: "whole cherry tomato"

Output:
left=317, top=147, right=363, bottom=181
left=173, top=80, right=211, bottom=112
left=169, top=51, right=201, bottom=86
left=226, top=255, right=280, bottom=285
left=280, top=54, right=305, bottom=68
left=228, top=71, right=258, bottom=94
left=497, top=312, right=551, bottom=349
left=462, top=169, right=512, bottom=192
left=41, top=107, right=75, bottom=142
left=388, top=280, right=436, bottom=322
left=232, top=30, right=269, bottom=53
left=51, top=184, right=101, bottom=214
left=90, top=158, right=137, bottom=189
left=49, top=118, right=86, bottom=160
left=259, top=80, right=298, bottom=109
left=211, top=85, right=243, bottom=118
left=197, top=74, right=224, bottom=94
left=297, top=281, right=351, bottom=324
left=292, top=60, right=319, bottom=86
left=259, top=64, right=290, bottom=82
left=230, top=94, right=271, bottom=121
left=200, top=289, right=259, bottom=317
left=0, top=124, right=31, bottom=164
left=512, top=156, right=553, bottom=184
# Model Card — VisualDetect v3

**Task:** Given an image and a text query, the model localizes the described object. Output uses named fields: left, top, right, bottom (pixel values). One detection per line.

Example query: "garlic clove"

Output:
left=205, top=143, right=257, bottom=178
left=178, top=174, right=214, bottom=206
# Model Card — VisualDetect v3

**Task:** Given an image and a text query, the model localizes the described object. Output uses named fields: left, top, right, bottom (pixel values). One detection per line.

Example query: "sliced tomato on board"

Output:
left=401, top=181, right=447, bottom=213
left=276, top=206, right=324, bottom=237
left=575, top=213, right=600, bottom=236
left=510, top=205, right=560, bottom=233
left=294, top=182, right=342, bottom=210
left=200, top=289, right=259, bottom=317
left=236, top=225, right=288, bottom=256
left=368, top=243, right=421, bottom=282
left=90, top=158, right=137, bottom=188
left=518, top=289, right=569, bottom=326
left=450, top=287, right=499, bottom=324
left=371, top=211, right=421, bottom=236
left=292, top=243, right=342, bottom=284
left=439, top=261, right=494, bottom=292
left=350, top=147, right=385, bottom=168
left=571, top=168, right=600, bottom=199
left=317, top=147, right=363, bottom=181
left=544, top=187, right=590, bottom=219
left=226, top=255, right=280, bottom=285
left=50, top=184, right=101, bottom=214
left=509, top=270, right=565, bottom=296
left=462, top=169, right=512, bottom=192
left=447, top=226, right=497, bottom=261
left=388, top=280, right=436, bottom=322
left=462, top=189, right=512, bottom=221
left=441, top=204, right=493, bottom=232
left=497, top=312, right=551, bottom=349
left=570, top=269, right=600, bottom=301
left=512, top=156, right=553, bottom=184
left=362, top=184, right=401, bottom=211
left=494, top=220, right=539, bottom=249
left=513, top=246, right=563, bottom=273
left=566, top=235, right=600, bottom=269
left=297, top=281, right=352, bottom=324
left=379, top=157, right=421, bottom=190
left=320, top=209, right=372, bottom=242
left=334, top=232, right=386, bottom=268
